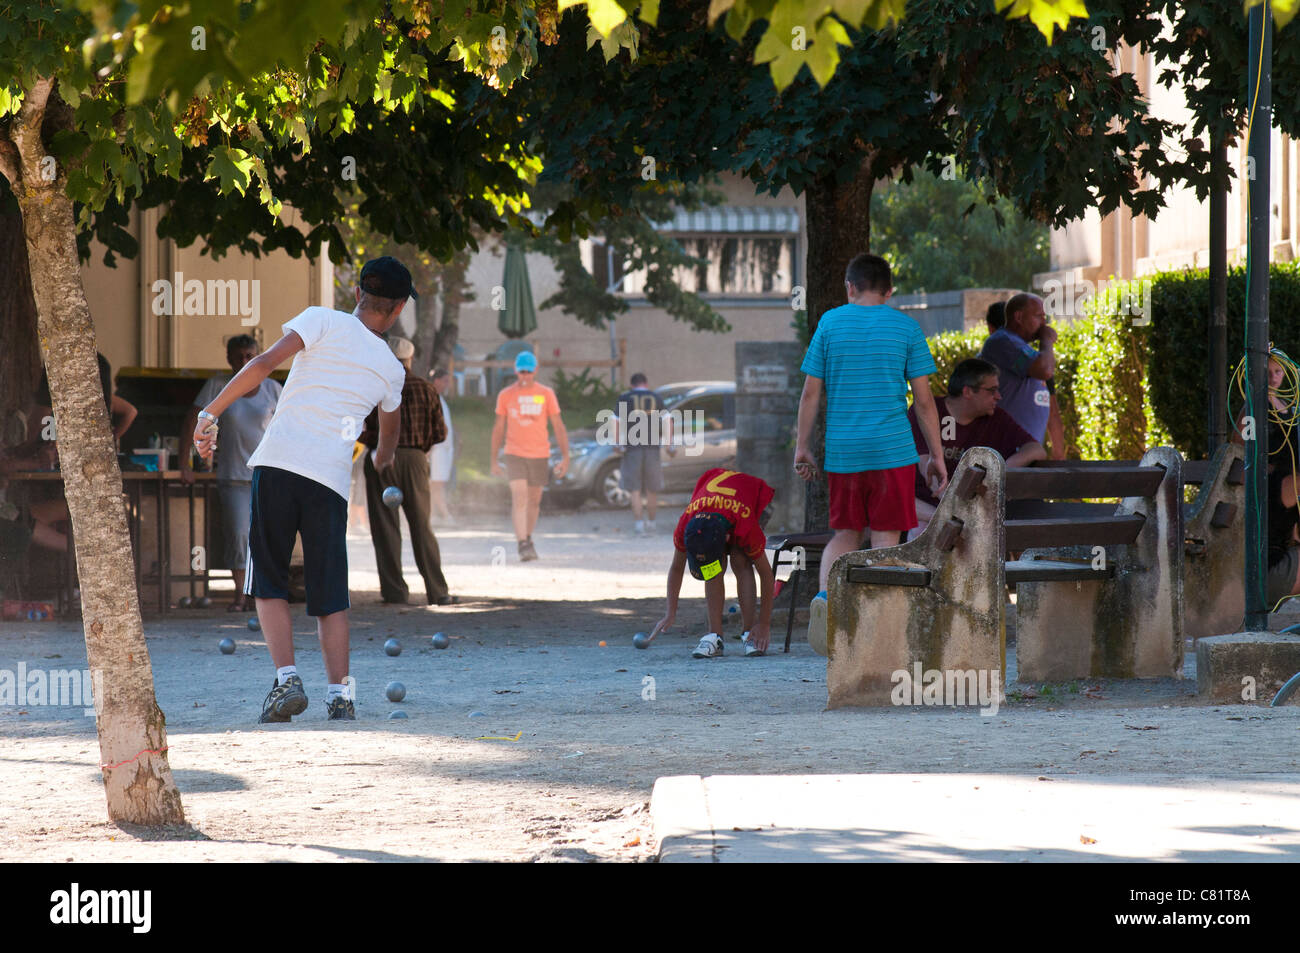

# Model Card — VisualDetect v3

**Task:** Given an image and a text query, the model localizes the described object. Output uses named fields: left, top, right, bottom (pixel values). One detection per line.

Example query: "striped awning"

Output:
left=650, top=206, right=800, bottom=234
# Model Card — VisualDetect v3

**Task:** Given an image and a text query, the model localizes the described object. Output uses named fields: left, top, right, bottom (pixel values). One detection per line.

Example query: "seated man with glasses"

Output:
left=905, top=358, right=1046, bottom=537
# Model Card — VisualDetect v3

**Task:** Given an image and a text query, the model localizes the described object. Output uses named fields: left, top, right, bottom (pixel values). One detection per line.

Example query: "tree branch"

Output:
left=12, top=76, right=53, bottom=186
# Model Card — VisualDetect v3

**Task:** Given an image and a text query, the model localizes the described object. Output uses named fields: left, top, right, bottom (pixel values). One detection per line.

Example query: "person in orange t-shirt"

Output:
left=489, top=351, right=570, bottom=561
left=657, top=468, right=777, bottom=658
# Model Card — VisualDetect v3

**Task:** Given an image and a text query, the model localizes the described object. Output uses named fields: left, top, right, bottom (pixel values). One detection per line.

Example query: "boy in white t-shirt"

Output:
left=193, top=257, right=412, bottom=723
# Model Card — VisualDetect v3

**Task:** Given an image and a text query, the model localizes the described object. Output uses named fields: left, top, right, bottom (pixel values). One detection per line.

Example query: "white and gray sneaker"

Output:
left=634, top=519, right=645, bottom=535
left=741, top=632, right=764, bottom=657
left=692, top=633, right=724, bottom=658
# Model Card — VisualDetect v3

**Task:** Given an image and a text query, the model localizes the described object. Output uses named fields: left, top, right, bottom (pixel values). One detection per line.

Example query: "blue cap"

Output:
left=514, top=351, right=538, bottom=372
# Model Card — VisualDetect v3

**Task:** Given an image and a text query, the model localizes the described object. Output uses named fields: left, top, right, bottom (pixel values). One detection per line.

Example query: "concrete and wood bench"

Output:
left=1035, top=445, right=1245, bottom=640
left=824, top=446, right=1184, bottom=708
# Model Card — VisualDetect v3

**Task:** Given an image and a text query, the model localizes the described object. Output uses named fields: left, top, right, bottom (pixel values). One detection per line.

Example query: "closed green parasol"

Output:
left=498, top=243, right=537, bottom=340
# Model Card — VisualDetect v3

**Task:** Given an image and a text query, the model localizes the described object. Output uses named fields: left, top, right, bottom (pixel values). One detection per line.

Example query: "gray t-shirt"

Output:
left=194, top=375, right=282, bottom=482
left=978, top=328, right=1050, bottom=442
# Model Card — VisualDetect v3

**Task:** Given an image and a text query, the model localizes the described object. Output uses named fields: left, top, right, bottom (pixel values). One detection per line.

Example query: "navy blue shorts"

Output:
left=245, top=466, right=349, bottom=616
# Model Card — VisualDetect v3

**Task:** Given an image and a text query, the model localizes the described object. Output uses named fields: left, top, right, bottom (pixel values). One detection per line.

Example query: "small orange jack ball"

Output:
left=598, top=640, right=607, bottom=647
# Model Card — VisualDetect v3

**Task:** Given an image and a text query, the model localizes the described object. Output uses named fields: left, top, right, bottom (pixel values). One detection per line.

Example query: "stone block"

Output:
left=1196, top=632, right=1300, bottom=703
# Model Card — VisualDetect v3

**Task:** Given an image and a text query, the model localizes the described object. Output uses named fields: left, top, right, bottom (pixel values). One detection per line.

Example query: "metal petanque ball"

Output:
left=431, top=632, right=450, bottom=650
left=382, top=486, right=404, bottom=508
left=386, top=681, right=406, bottom=702
left=389, top=710, right=408, bottom=720
left=632, top=632, right=650, bottom=650
left=247, top=617, right=261, bottom=631
left=178, top=596, right=193, bottom=609
left=384, top=638, right=401, bottom=656
left=196, top=596, right=213, bottom=608
left=218, top=638, right=236, bottom=655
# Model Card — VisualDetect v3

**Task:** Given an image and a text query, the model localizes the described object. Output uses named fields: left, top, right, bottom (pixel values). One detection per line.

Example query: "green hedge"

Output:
left=1146, top=263, right=1300, bottom=454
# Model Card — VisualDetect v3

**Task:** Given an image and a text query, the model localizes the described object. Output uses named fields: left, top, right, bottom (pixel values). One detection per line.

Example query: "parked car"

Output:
left=546, top=381, right=737, bottom=508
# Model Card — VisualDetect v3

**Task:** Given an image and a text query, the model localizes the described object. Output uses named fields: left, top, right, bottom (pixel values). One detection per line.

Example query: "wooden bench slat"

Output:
left=1210, top=501, right=1238, bottom=528
left=1005, top=559, right=1116, bottom=583
left=934, top=518, right=964, bottom=552
left=767, top=531, right=833, bottom=551
left=1005, top=501, right=1118, bottom=520
left=1006, top=466, right=1165, bottom=500
left=846, top=566, right=932, bottom=587
left=953, top=465, right=987, bottom=500
left=1006, top=514, right=1145, bottom=549
left=1033, top=458, right=1209, bottom=484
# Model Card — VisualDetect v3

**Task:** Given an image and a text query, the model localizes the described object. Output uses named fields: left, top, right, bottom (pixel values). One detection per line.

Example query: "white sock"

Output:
left=326, top=683, right=347, bottom=701
left=742, top=630, right=751, bottom=641
left=276, top=666, right=298, bottom=686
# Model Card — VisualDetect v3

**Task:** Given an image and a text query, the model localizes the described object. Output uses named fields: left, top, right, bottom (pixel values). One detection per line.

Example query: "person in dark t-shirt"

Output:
left=906, top=358, right=1046, bottom=536
left=611, top=372, right=672, bottom=534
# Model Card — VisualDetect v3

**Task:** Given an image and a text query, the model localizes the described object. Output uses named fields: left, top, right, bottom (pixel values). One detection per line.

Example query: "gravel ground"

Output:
left=2, top=502, right=1298, bottom=862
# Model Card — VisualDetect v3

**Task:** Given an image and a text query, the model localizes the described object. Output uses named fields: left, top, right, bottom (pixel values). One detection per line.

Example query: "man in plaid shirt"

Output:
left=360, top=337, right=457, bottom=606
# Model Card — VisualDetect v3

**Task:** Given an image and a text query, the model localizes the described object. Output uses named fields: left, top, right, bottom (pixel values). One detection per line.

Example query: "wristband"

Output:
left=198, top=410, right=218, bottom=424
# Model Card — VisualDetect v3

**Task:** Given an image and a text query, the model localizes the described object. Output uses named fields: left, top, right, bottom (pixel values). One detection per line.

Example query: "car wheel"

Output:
left=593, top=459, right=631, bottom=508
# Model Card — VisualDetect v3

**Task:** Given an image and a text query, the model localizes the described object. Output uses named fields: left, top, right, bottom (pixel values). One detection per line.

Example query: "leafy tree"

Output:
left=563, top=0, right=1300, bottom=89
left=521, top=0, right=1192, bottom=526
left=871, top=169, right=1050, bottom=294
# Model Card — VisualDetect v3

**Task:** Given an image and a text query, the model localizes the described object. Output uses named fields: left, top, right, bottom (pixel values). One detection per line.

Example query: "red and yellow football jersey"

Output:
left=672, top=468, right=775, bottom=559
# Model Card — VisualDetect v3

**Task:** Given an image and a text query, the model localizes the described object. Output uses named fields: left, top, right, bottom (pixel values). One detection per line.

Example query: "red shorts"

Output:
left=828, top=465, right=917, bottom=533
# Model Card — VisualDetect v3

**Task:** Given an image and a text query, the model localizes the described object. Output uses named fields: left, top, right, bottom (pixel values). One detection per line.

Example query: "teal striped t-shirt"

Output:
left=800, top=303, right=938, bottom=473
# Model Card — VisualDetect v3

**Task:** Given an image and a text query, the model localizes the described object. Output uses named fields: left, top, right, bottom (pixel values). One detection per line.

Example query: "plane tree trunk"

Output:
left=0, top=77, right=184, bottom=826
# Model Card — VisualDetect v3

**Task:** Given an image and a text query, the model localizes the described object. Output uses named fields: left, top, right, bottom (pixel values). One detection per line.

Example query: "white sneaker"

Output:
left=808, top=593, right=828, bottom=657
left=645, top=520, right=656, bottom=533
left=634, top=519, right=645, bottom=535
left=741, top=632, right=764, bottom=657
left=691, top=633, right=724, bottom=658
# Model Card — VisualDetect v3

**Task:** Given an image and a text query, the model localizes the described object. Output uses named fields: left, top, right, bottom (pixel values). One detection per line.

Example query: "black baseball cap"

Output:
left=684, top=512, right=732, bottom=581
left=360, top=256, right=418, bottom=299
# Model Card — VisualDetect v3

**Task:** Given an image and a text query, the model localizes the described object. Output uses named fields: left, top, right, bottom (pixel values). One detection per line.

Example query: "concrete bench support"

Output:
left=826, top=448, right=1006, bottom=709
left=1016, top=446, right=1184, bottom=681
left=1183, top=443, right=1245, bottom=641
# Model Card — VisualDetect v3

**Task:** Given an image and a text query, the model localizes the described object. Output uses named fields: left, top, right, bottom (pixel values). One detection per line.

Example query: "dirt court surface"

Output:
left=2, top=504, right=1299, bottom=862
